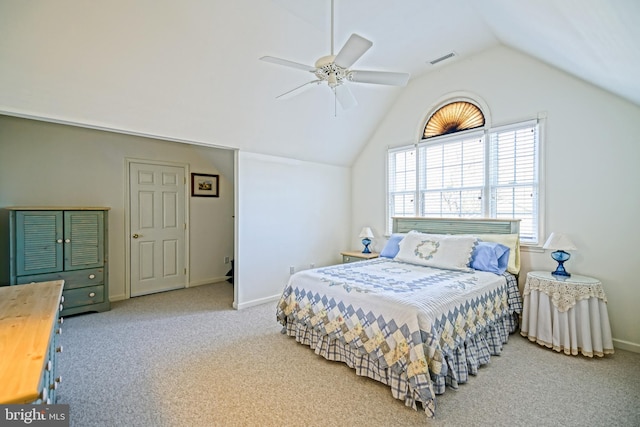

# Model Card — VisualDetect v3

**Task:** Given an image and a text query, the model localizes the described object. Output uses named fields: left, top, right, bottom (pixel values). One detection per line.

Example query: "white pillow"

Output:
left=394, top=231, right=477, bottom=272
left=473, top=233, right=520, bottom=274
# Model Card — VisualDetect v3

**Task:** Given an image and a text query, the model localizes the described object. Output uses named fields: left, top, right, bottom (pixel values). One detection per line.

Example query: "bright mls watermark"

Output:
left=0, top=405, right=68, bottom=427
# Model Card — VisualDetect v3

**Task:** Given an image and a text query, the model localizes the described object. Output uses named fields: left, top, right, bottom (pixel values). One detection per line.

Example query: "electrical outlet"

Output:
left=224, top=256, right=230, bottom=264
left=310, top=263, right=315, bottom=269
left=289, top=266, right=295, bottom=274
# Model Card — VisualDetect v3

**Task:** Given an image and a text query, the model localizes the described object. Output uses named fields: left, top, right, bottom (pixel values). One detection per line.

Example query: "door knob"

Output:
left=133, top=234, right=140, bottom=238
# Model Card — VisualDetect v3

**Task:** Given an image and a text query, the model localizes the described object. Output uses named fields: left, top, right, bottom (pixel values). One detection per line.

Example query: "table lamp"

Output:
left=543, top=232, right=577, bottom=277
left=359, top=227, right=374, bottom=254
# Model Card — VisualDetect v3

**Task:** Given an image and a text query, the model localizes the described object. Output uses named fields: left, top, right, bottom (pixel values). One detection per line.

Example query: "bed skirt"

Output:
left=281, top=310, right=520, bottom=417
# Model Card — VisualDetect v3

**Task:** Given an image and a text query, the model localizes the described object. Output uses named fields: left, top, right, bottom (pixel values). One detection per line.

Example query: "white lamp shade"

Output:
left=543, top=232, right=577, bottom=251
left=359, top=227, right=374, bottom=238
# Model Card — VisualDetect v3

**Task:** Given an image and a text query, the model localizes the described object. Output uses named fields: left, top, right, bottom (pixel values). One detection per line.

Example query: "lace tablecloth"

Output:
left=523, top=271, right=607, bottom=312
left=521, top=271, right=614, bottom=357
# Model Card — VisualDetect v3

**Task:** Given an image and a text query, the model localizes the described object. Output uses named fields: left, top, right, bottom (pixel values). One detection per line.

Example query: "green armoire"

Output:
left=5, top=207, right=110, bottom=316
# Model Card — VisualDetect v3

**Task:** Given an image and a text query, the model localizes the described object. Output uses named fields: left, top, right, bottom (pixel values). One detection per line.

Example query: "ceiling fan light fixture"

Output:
left=327, top=73, right=338, bottom=87
left=259, top=0, right=410, bottom=111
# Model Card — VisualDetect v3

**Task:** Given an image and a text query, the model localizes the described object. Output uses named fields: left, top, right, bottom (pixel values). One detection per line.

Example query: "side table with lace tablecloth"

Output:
left=520, top=271, right=614, bottom=357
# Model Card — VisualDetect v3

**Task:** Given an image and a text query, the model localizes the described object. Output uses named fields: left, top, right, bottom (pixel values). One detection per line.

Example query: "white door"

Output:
left=130, top=162, right=187, bottom=297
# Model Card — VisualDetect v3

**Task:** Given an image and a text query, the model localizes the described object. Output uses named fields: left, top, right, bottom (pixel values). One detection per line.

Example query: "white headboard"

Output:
left=392, top=217, right=520, bottom=235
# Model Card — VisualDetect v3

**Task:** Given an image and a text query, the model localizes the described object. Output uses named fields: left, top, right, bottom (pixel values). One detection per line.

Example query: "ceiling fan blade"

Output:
left=349, top=70, right=410, bottom=86
left=334, top=34, right=373, bottom=69
left=276, top=80, right=323, bottom=100
left=260, top=56, right=316, bottom=72
left=334, top=84, right=358, bottom=110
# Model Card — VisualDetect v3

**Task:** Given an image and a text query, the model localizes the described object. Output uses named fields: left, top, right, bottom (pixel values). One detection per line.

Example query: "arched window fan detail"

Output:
left=423, top=101, right=485, bottom=139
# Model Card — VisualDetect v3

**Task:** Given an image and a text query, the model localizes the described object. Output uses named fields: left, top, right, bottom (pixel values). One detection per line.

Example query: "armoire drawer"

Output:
left=16, top=268, right=104, bottom=290
left=62, top=285, right=105, bottom=308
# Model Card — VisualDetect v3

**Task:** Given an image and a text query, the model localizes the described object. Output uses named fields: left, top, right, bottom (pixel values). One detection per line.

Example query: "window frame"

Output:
left=387, top=118, right=544, bottom=245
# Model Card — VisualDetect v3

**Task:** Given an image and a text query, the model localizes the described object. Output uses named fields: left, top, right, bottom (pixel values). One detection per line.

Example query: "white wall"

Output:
left=235, top=151, right=350, bottom=308
left=352, top=46, right=640, bottom=351
left=0, top=115, right=235, bottom=300
left=0, top=116, right=353, bottom=311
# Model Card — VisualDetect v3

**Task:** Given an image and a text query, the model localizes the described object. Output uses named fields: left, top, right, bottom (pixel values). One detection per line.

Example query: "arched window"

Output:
left=423, top=101, right=485, bottom=139
left=387, top=99, right=542, bottom=244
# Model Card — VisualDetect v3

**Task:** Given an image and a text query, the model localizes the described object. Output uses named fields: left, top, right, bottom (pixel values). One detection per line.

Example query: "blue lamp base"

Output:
left=361, top=237, right=371, bottom=254
left=551, top=250, right=571, bottom=277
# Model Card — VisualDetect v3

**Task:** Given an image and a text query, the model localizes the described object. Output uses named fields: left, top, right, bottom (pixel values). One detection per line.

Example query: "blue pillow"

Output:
left=380, top=233, right=406, bottom=258
left=470, top=241, right=510, bottom=274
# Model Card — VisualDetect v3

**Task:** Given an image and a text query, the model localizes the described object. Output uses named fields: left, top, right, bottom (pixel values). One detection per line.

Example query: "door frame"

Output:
left=124, top=158, right=190, bottom=299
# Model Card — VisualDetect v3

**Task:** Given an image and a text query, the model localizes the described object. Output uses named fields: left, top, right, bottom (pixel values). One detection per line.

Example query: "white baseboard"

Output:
left=613, top=338, right=640, bottom=353
left=109, top=277, right=230, bottom=302
left=233, top=294, right=281, bottom=310
left=189, top=276, right=230, bottom=288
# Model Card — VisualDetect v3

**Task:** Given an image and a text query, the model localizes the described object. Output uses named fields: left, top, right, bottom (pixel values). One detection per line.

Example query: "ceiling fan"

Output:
left=260, top=0, right=410, bottom=111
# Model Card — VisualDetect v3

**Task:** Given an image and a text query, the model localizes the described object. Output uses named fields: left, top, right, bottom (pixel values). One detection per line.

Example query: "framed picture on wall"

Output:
left=191, top=173, right=219, bottom=197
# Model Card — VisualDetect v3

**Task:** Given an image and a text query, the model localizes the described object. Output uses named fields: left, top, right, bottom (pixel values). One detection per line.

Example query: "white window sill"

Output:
left=520, top=244, right=545, bottom=253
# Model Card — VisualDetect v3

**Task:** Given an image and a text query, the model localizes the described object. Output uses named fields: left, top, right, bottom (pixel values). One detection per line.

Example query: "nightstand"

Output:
left=520, top=271, right=614, bottom=357
left=340, top=251, right=379, bottom=264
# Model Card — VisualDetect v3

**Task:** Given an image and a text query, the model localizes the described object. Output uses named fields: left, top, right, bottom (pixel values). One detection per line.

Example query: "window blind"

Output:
left=387, top=146, right=417, bottom=232
left=418, top=131, right=485, bottom=218
left=387, top=119, right=541, bottom=244
left=489, top=121, right=539, bottom=242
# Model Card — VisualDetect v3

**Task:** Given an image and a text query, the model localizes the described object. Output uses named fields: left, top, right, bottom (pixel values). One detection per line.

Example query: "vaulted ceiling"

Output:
left=1, top=0, right=638, bottom=166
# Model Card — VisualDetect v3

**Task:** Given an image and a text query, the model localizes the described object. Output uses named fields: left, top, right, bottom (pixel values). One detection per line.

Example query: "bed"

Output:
left=276, top=217, right=522, bottom=418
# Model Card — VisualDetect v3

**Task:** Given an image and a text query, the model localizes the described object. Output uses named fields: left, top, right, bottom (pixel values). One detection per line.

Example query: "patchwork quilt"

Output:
left=276, top=258, right=522, bottom=418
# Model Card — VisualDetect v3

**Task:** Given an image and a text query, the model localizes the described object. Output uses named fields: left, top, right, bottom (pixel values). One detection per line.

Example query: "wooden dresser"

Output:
left=0, top=280, right=64, bottom=404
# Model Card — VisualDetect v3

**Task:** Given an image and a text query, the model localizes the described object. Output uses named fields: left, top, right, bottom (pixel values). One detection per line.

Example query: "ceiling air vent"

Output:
left=429, top=51, right=456, bottom=65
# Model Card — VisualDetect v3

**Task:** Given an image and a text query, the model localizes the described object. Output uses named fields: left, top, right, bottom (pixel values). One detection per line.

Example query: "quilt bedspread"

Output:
left=276, top=258, right=522, bottom=418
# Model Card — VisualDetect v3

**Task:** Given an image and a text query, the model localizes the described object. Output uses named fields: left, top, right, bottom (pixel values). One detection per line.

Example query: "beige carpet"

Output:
left=57, top=282, right=640, bottom=426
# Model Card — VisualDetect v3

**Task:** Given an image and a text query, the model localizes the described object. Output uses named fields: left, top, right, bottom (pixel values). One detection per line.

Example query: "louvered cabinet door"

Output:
left=63, top=211, right=104, bottom=271
left=15, top=211, right=64, bottom=276
left=8, top=208, right=110, bottom=315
